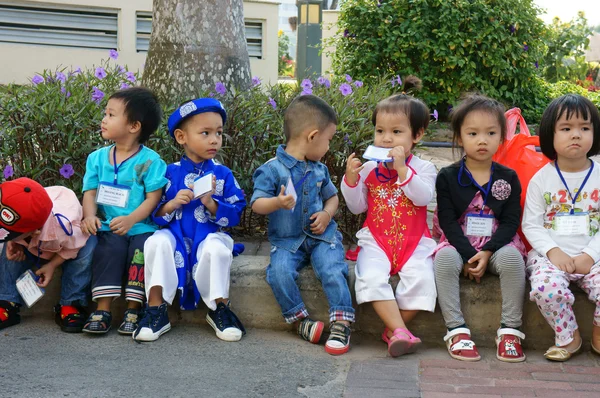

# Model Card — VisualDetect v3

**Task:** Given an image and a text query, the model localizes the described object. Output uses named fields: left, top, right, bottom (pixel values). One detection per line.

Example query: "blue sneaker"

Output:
left=206, top=302, right=246, bottom=342
left=132, top=303, right=171, bottom=342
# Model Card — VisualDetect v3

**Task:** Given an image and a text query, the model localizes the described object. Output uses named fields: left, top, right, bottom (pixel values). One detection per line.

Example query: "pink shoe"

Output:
left=387, top=328, right=422, bottom=357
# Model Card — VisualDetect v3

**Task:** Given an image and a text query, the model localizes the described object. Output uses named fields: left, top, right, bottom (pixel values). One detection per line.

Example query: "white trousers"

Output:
left=144, top=229, right=234, bottom=311
left=354, top=227, right=437, bottom=312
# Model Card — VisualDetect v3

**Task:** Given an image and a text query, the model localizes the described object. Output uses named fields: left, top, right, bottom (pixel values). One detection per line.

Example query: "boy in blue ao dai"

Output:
left=134, top=98, right=246, bottom=343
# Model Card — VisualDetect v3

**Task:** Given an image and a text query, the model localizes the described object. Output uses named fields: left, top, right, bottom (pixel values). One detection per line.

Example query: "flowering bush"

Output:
left=278, top=30, right=295, bottom=78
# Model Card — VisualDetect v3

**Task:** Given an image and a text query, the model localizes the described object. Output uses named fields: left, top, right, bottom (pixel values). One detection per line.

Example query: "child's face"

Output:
left=374, top=112, right=422, bottom=156
left=458, top=110, right=501, bottom=163
left=101, top=99, right=138, bottom=142
left=306, top=123, right=336, bottom=162
left=174, top=112, right=223, bottom=162
left=553, top=110, right=594, bottom=161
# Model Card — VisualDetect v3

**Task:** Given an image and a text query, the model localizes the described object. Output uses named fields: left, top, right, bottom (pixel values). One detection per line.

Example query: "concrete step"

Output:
left=21, top=253, right=595, bottom=350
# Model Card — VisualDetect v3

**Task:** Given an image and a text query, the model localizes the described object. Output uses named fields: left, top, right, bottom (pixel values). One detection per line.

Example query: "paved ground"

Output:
left=3, top=317, right=600, bottom=398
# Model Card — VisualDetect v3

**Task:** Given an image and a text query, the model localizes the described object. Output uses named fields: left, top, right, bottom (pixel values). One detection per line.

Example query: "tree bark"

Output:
left=143, top=0, right=251, bottom=102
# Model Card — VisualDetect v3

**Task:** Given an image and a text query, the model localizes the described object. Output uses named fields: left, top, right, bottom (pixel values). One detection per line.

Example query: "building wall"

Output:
left=0, top=0, right=279, bottom=85
left=321, top=10, right=339, bottom=75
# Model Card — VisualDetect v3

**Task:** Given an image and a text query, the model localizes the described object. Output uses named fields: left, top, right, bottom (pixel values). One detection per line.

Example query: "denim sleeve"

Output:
left=144, top=157, right=169, bottom=193
left=82, top=150, right=100, bottom=193
left=210, top=169, right=246, bottom=228
left=250, top=163, right=278, bottom=206
left=320, top=165, right=338, bottom=201
left=151, top=168, right=175, bottom=226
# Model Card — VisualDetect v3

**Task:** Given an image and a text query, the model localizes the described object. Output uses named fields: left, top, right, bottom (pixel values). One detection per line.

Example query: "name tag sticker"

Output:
left=193, top=172, right=214, bottom=199
left=363, top=145, right=393, bottom=163
left=16, top=270, right=45, bottom=308
left=285, top=177, right=297, bottom=212
left=466, top=214, right=494, bottom=237
left=555, top=213, right=589, bottom=236
left=96, top=182, right=131, bottom=208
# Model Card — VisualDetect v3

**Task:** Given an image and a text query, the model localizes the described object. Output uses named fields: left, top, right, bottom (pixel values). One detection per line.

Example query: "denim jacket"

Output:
left=251, top=145, right=339, bottom=252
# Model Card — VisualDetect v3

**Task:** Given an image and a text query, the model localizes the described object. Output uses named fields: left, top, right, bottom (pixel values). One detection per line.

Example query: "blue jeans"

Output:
left=266, top=232, right=355, bottom=324
left=0, top=236, right=97, bottom=306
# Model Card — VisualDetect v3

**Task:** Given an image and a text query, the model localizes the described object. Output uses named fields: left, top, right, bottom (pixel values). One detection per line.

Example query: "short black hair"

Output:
left=109, top=87, right=162, bottom=144
left=538, top=94, right=600, bottom=160
left=450, top=93, right=506, bottom=149
left=283, top=95, right=337, bottom=142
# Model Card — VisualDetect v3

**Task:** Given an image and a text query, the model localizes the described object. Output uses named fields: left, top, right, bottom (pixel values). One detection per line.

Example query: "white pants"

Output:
left=144, top=229, right=234, bottom=311
left=354, top=227, right=437, bottom=312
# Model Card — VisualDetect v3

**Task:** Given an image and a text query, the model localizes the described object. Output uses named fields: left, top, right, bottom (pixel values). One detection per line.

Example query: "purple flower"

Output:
left=535, top=61, right=539, bottom=69
left=215, top=82, right=226, bottom=95
left=432, top=110, right=439, bottom=121
left=339, top=83, right=353, bottom=96
left=252, top=76, right=261, bottom=87
left=118, top=65, right=126, bottom=74
left=343, top=134, right=353, bottom=146
left=109, top=49, right=119, bottom=60
left=31, top=75, right=44, bottom=85
left=120, top=83, right=130, bottom=90
left=354, top=80, right=363, bottom=87
left=125, top=72, right=136, bottom=82
left=72, top=67, right=82, bottom=75
left=301, top=88, right=313, bottom=96
left=3, top=165, right=13, bottom=179
left=91, top=86, right=105, bottom=104
left=61, top=87, right=71, bottom=98
left=208, top=92, right=215, bottom=98
left=391, top=75, right=402, bottom=87
left=317, top=76, right=331, bottom=88
left=59, top=164, right=74, bottom=179
left=301, top=79, right=313, bottom=89
left=523, top=43, right=529, bottom=51
left=95, top=67, right=107, bottom=79
left=55, top=72, right=66, bottom=83
left=268, top=97, right=277, bottom=109
left=345, top=74, right=352, bottom=83
left=510, top=25, right=516, bottom=33
left=343, top=29, right=350, bottom=37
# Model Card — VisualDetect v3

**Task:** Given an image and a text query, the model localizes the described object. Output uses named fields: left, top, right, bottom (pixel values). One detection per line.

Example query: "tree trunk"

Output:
left=143, top=0, right=251, bottom=102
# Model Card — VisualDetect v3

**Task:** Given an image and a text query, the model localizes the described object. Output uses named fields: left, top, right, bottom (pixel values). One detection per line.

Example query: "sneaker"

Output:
left=206, top=302, right=246, bottom=342
left=54, top=303, right=87, bottom=333
left=297, top=318, right=324, bottom=344
left=325, top=322, right=351, bottom=355
left=133, top=303, right=171, bottom=342
left=0, top=301, right=20, bottom=330
left=118, top=309, right=141, bottom=335
left=82, top=310, right=112, bottom=334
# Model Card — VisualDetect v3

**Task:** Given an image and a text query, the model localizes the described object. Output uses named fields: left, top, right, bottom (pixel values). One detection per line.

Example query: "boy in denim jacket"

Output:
left=251, top=95, right=354, bottom=355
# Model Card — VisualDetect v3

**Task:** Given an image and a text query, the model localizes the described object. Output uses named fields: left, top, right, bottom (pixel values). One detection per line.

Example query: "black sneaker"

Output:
left=132, top=303, right=171, bottom=342
left=54, top=303, right=87, bottom=333
left=206, top=302, right=246, bottom=342
left=325, top=322, right=351, bottom=355
left=297, top=318, right=324, bottom=344
left=118, top=309, right=141, bottom=335
left=0, top=301, right=20, bottom=330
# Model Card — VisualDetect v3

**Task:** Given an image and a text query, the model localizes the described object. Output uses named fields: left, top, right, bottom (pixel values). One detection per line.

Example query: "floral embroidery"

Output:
left=491, top=179, right=511, bottom=201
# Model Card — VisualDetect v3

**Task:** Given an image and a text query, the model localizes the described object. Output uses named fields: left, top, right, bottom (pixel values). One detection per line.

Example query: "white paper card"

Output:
left=555, top=213, right=589, bottom=236
left=363, top=145, right=393, bottom=163
left=96, top=183, right=130, bottom=208
left=193, top=172, right=214, bottom=199
left=285, top=177, right=297, bottom=212
left=466, top=215, right=494, bottom=237
left=16, top=270, right=44, bottom=308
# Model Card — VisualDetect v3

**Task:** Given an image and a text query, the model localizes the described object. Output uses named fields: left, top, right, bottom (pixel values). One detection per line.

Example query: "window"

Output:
left=245, top=21, right=263, bottom=59
left=136, top=11, right=152, bottom=52
left=0, top=2, right=118, bottom=49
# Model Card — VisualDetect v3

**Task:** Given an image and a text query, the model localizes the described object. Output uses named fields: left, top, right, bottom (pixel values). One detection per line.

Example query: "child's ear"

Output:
left=174, top=129, right=186, bottom=145
left=307, top=129, right=319, bottom=142
left=413, top=128, right=425, bottom=144
left=129, top=121, right=142, bottom=134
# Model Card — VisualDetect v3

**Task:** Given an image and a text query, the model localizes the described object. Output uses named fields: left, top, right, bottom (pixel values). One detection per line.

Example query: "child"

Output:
left=80, top=87, right=168, bottom=335
left=341, top=82, right=438, bottom=357
left=133, top=98, right=246, bottom=342
left=251, top=95, right=355, bottom=355
left=434, top=94, right=527, bottom=362
left=0, top=178, right=96, bottom=332
left=523, top=94, right=600, bottom=361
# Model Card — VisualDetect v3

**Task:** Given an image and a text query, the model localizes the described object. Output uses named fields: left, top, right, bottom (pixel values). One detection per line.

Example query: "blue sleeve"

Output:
left=82, top=150, right=100, bottom=193
left=250, top=163, right=277, bottom=206
left=144, top=157, right=169, bottom=193
left=210, top=169, right=246, bottom=228
left=151, top=167, right=176, bottom=226
left=320, top=165, right=338, bottom=201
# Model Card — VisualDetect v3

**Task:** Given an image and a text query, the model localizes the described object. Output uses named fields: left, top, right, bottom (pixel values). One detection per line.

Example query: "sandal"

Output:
left=592, top=342, right=600, bottom=356
left=443, top=327, right=481, bottom=362
left=388, top=328, right=422, bottom=357
left=495, top=328, right=526, bottom=362
left=544, top=339, right=582, bottom=362
left=54, top=304, right=87, bottom=333
left=0, top=300, right=21, bottom=330
left=82, top=310, right=112, bottom=334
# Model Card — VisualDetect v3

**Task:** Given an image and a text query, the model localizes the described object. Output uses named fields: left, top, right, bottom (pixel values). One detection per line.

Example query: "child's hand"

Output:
left=388, top=146, right=408, bottom=175
left=464, top=250, right=492, bottom=283
left=345, top=153, right=364, bottom=186
left=6, top=241, right=26, bottom=262
left=170, top=189, right=194, bottom=210
left=200, top=175, right=217, bottom=206
left=110, top=215, right=135, bottom=236
left=547, top=248, right=576, bottom=273
left=276, top=185, right=296, bottom=210
left=310, top=211, right=331, bottom=235
left=573, top=253, right=595, bottom=275
left=35, top=264, right=56, bottom=288
left=81, top=216, right=101, bottom=236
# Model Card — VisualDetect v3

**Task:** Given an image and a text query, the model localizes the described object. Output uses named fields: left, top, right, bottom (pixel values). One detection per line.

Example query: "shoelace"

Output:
left=138, top=307, right=160, bottom=328
left=298, top=319, right=316, bottom=340
left=329, top=324, right=348, bottom=343
left=215, top=305, right=246, bottom=334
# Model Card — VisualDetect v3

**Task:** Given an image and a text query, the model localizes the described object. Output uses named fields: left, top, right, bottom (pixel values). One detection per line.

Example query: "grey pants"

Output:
left=434, top=246, right=525, bottom=329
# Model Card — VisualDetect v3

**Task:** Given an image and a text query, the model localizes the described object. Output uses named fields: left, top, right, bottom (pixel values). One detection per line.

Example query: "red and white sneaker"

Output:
left=325, top=322, right=351, bottom=355
left=495, top=328, right=526, bottom=362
